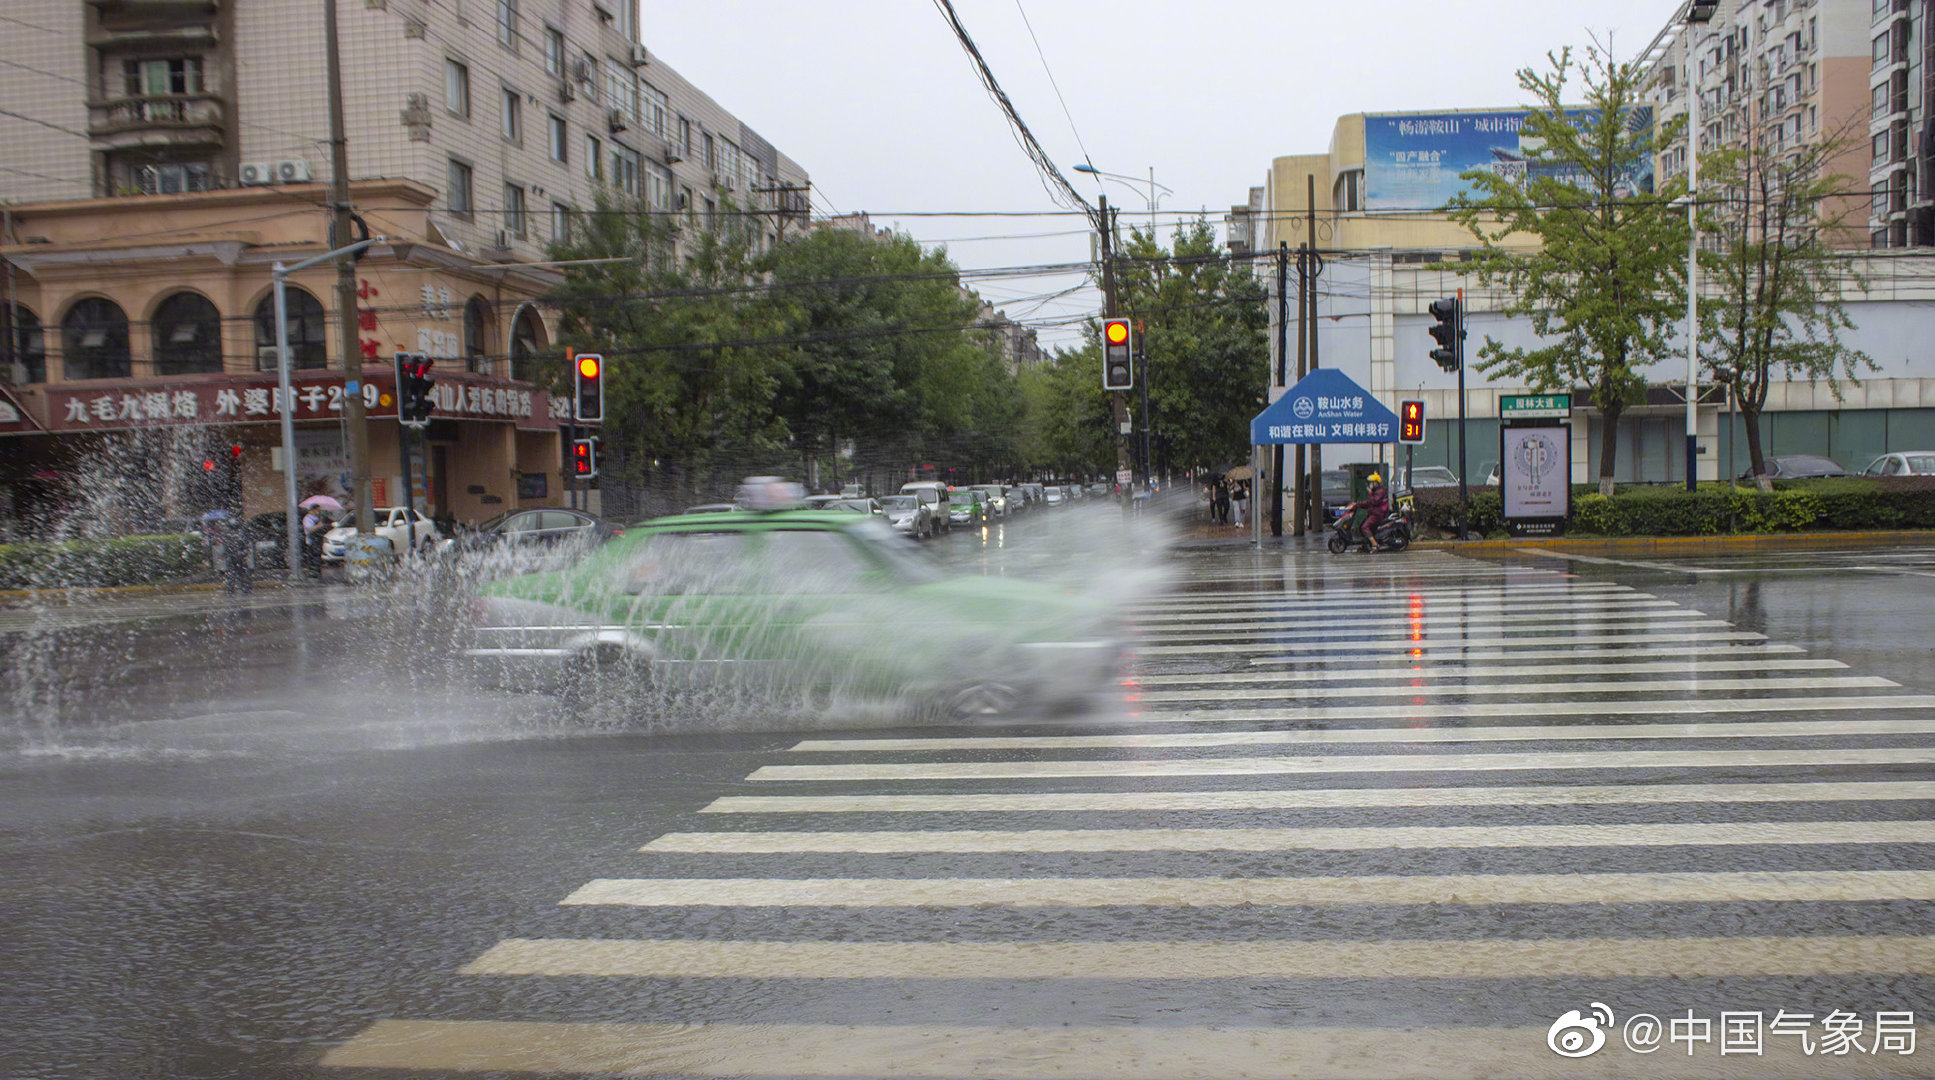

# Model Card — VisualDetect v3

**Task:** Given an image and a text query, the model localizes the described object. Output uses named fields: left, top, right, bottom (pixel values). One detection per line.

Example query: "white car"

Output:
left=1862, top=451, right=1935, bottom=476
left=321, top=507, right=441, bottom=562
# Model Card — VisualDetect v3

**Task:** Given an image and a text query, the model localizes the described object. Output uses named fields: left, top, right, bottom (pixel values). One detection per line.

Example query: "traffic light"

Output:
left=229, top=443, right=244, bottom=462
left=1101, top=318, right=1132, bottom=390
left=1398, top=399, right=1425, bottom=445
left=394, top=352, right=436, bottom=425
left=570, top=437, right=598, bottom=479
left=1428, top=297, right=1463, bottom=373
left=574, top=352, right=604, bottom=424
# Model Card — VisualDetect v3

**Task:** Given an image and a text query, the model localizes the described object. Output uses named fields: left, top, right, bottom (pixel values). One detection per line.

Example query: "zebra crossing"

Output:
left=322, top=549, right=1935, bottom=1078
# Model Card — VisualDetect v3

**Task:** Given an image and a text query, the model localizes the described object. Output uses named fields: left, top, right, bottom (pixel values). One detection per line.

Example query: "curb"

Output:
left=0, top=579, right=311, bottom=603
left=1414, top=530, right=1935, bottom=555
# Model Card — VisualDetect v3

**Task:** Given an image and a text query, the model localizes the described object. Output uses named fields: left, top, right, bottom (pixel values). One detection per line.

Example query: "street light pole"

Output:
left=1683, top=4, right=1712, bottom=493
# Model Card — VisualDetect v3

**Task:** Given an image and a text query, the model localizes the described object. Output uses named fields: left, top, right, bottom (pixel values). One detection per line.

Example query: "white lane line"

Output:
left=1241, top=643, right=1807, bottom=665
left=1134, top=584, right=1635, bottom=607
left=641, top=821, right=1935, bottom=854
left=1132, top=594, right=1674, bottom=614
left=699, top=781, right=1935, bottom=814
left=1136, top=612, right=1714, bottom=638
left=1136, top=658, right=1849, bottom=685
left=1135, top=694, right=1935, bottom=724
left=1131, top=602, right=1684, bottom=624
left=319, top=1018, right=1935, bottom=1079
left=459, top=935, right=1935, bottom=980
left=789, top=715, right=1935, bottom=753
left=745, top=745, right=1935, bottom=782
left=1141, top=631, right=1766, bottom=655
left=1139, top=675, right=1895, bottom=703
left=564, top=870, right=1935, bottom=908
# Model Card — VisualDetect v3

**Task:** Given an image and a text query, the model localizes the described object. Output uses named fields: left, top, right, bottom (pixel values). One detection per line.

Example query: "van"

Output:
left=899, top=481, right=953, bottom=534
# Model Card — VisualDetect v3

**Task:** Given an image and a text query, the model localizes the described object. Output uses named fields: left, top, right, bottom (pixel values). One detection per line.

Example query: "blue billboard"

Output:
left=1362, top=109, right=1655, bottom=211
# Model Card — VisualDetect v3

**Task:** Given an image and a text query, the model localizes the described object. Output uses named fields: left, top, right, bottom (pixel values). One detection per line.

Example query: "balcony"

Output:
left=88, top=93, right=225, bottom=150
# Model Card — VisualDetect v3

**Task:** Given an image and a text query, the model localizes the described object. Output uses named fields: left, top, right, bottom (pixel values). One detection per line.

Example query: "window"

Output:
left=551, top=202, right=572, bottom=243
left=510, top=306, right=545, bottom=382
left=445, top=58, right=470, bottom=117
left=704, top=196, right=716, bottom=229
left=544, top=25, right=564, bottom=75
left=584, top=134, right=602, bottom=179
left=702, top=131, right=714, bottom=171
left=505, top=182, right=527, bottom=238
left=606, top=65, right=633, bottom=121
left=1874, top=34, right=1889, bottom=69
left=645, top=160, right=672, bottom=210
left=125, top=58, right=203, bottom=97
left=678, top=116, right=692, bottom=154
left=447, top=158, right=473, bottom=216
left=501, top=88, right=521, bottom=142
left=253, top=287, right=327, bottom=370
left=680, top=185, right=693, bottom=218
left=1874, top=0, right=1891, bottom=21
left=581, top=52, right=599, bottom=102
left=60, top=298, right=131, bottom=380
left=610, top=144, right=639, bottom=195
left=1874, top=130, right=1890, bottom=164
left=548, top=114, right=567, bottom=162
left=640, top=82, right=667, bottom=137
left=3, top=305, right=47, bottom=384
left=1874, top=81, right=1889, bottom=117
left=496, top=0, right=518, bottom=50
left=134, top=162, right=212, bottom=195
left=151, top=292, right=223, bottom=375
left=463, top=296, right=493, bottom=375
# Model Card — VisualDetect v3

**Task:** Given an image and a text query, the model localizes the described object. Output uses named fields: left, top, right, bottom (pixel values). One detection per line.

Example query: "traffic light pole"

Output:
left=1292, top=243, right=1307, bottom=537
left=1272, top=241, right=1287, bottom=538
left=1457, top=287, right=1470, bottom=540
left=399, top=422, right=418, bottom=552
left=323, top=0, right=372, bottom=535
left=1099, top=196, right=1130, bottom=504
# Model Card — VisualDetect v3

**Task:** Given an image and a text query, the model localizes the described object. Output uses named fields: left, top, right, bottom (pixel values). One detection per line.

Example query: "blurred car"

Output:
left=899, top=481, right=954, bottom=534
left=823, top=498, right=883, bottom=516
left=463, top=507, right=1119, bottom=717
left=1320, top=469, right=1353, bottom=520
left=947, top=487, right=988, bottom=526
left=877, top=494, right=936, bottom=538
left=321, top=507, right=440, bottom=562
left=1043, top=486, right=1066, bottom=506
left=1087, top=482, right=1109, bottom=497
left=1741, top=455, right=1848, bottom=480
left=968, top=484, right=1011, bottom=519
left=1862, top=452, right=1935, bottom=476
left=1399, top=466, right=1460, bottom=489
left=803, top=495, right=848, bottom=510
left=679, top=502, right=739, bottom=515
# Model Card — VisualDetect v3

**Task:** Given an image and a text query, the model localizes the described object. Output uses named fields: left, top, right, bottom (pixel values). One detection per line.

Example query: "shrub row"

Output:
left=0, top=533, right=208, bottom=589
left=1411, top=478, right=1935, bottom=538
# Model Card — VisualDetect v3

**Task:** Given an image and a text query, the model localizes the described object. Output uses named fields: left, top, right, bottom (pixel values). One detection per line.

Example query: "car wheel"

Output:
left=946, top=679, right=1021, bottom=720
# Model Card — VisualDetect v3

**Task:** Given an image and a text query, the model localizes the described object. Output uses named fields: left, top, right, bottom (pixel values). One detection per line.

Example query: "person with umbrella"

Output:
left=299, top=495, right=341, bottom=580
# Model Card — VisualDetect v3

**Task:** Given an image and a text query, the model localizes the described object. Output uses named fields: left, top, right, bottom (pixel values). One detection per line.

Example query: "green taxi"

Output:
left=464, top=505, right=1119, bottom=718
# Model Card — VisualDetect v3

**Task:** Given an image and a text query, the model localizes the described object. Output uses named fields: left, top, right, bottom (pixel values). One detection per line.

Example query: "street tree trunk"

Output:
left=1741, top=399, right=1773, bottom=493
left=1596, top=404, right=1620, bottom=497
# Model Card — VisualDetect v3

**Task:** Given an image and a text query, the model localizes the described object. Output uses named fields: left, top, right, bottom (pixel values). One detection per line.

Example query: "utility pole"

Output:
left=1100, top=196, right=1130, bottom=501
left=1271, top=241, right=1287, bottom=537
left=1305, top=176, right=1321, bottom=530
left=1293, top=241, right=1308, bottom=537
left=324, top=0, right=372, bottom=532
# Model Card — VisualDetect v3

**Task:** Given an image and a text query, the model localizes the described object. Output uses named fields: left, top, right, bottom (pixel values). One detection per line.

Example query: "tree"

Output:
left=1446, top=44, right=1690, bottom=495
left=1698, top=120, right=1872, bottom=489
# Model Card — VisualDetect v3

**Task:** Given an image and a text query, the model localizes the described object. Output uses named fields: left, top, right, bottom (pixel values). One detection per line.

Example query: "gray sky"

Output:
left=642, top=0, right=1684, bottom=349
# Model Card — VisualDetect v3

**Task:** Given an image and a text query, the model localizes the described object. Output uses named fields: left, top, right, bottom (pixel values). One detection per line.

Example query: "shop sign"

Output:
left=46, top=376, right=573, bottom=432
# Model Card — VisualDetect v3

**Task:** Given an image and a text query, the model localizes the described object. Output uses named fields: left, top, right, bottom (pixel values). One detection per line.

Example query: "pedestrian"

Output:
left=1212, top=481, right=1230, bottom=525
left=1230, top=480, right=1249, bottom=527
left=301, top=506, right=327, bottom=579
left=213, top=515, right=252, bottom=593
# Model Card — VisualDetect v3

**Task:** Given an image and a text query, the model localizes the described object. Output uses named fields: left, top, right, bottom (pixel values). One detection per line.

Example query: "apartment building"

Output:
left=0, top=0, right=809, bottom=528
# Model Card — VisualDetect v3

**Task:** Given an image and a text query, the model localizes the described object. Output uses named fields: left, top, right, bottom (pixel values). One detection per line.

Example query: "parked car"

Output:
left=947, top=488, right=988, bottom=526
left=1398, top=466, right=1460, bottom=489
left=246, top=512, right=292, bottom=569
left=1043, top=486, right=1066, bottom=506
left=900, top=481, right=954, bottom=534
left=463, top=504, right=1119, bottom=718
left=1087, top=482, right=1110, bottom=498
left=968, top=484, right=1011, bottom=519
left=1862, top=452, right=1935, bottom=476
left=321, top=507, right=440, bottom=562
left=1321, top=469, right=1353, bottom=520
left=1742, top=455, right=1848, bottom=480
left=877, top=494, right=936, bottom=539
left=823, top=498, right=883, bottom=516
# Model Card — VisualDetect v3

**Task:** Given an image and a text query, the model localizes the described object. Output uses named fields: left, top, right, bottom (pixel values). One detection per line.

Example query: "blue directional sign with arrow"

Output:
left=1251, top=368, right=1401, bottom=444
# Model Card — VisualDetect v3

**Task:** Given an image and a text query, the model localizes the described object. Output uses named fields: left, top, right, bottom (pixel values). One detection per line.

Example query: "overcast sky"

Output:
left=642, top=0, right=1684, bottom=349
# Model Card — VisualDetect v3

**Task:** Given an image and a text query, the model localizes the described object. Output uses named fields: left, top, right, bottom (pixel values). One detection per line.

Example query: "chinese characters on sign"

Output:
left=1548, top=1002, right=1915, bottom=1061
left=46, top=378, right=569, bottom=431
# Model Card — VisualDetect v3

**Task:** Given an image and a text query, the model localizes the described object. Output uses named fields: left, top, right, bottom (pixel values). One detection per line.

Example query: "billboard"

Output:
left=1501, top=424, right=1571, bottom=528
left=1362, top=110, right=1655, bottom=211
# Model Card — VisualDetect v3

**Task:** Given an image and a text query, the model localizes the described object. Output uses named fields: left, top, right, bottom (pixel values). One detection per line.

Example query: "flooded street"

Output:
left=5, top=526, right=1935, bottom=1078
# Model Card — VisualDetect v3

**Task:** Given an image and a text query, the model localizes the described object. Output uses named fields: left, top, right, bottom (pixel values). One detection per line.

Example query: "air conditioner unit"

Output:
left=663, top=146, right=682, bottom=164
left=629, top=43, right=648, bottom=67
left=275, top=159, right=312, bottom=183
left=606, top=108, right=627, bottom=133
left=257, top=346, right=283, bottom=372
left=493, top=229, right=511, bottom=248
left=721, top=176, right=736, bottom=192
left=571, top=58, right=592, bottom=83
left=239, top=161, right=273, bottom=186
left=557, top=79, right=576, bottom=103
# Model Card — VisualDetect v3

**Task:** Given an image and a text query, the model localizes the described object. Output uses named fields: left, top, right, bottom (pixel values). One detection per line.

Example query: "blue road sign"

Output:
left=1251, top=369, right=1401, bottom=444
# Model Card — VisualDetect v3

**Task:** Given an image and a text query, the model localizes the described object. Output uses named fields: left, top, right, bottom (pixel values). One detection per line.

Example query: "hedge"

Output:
left=1411, top=477, right=1935, bottom=538
left=0, top=533, right=208, bottom=589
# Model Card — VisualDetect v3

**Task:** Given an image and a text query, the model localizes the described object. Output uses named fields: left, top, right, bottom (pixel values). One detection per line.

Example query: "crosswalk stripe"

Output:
left=563, top=870, right=1935, bottom=908
left=1140, top=630, right=1765, bottom=654
left=1130, top=598, right=1682, bottom=622
left=639, top=821, right=1935, bottom=854
left=1239, top=642, right=1808, bottom=665
left=698, top=781, right=1935, bottom=814
left=1137, top=694, right=1935, bottom=723
left=1136, top=613, right=1717, bottom=639
left=459, top=935, right=1935, bottom=979
left=319, top=1019, right=1935, bottom=1079
left=745, top=744, right=1935, bottom=782
left=1137, top=658, right=1849, bottom=685
left=1133, top=583, right=1635, bottom=606
left=1138, top=675, right=1895, bottom=702
left=789, top=715, right=1935, bottom=753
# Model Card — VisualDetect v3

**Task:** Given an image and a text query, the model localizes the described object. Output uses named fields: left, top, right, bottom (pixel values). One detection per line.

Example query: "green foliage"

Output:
left=0, top=534, right=205, bottom=589
left=1414, top=478, right=1935, bottom=537
left=1412, top=488, right=1503, bottom=535
left=1443, top=45, right=1690, bottom=488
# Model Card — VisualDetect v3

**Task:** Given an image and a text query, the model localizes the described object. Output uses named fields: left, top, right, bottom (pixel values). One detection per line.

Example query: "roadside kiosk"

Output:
left=1499, top=393, right=1572, bottom=537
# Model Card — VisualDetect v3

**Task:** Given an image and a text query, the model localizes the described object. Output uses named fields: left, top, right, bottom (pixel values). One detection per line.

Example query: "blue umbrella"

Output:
left=200, top=509, right=233, bottom=521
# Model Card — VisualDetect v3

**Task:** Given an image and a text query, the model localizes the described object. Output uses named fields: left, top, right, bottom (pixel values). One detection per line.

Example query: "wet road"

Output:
left=4, top=527, right=1935, bottom=1078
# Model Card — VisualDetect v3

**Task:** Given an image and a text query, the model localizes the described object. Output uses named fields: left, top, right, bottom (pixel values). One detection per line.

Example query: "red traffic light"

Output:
left=202, top=459, right=216, bottom=472
left=229, top=444, right=244, bottom=459
left=570, top=438, right=597, bottom=477
left=1398, top=399, right=1425, bottom=445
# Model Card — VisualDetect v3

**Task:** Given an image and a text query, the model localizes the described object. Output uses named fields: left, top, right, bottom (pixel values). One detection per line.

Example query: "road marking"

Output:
left=745, top=744, right=1935, bottom=782
left=1138, top=675, right=1896, bottom=703
left=790, top=714, right=1933, bottom=753
left=1129, top=598, right=1681, bottom=622
left=1136, top=658, right=1849, bottom=685
left=1140, top=630, right=1765, bottom=655
left=1133, top=583, right=1635, bottom=607
left=699, top=780, right=1935, bottom=814
left=320, top=1019, right=1935, bottom=1078
left=1135, top=612, right=1716, bottom=639
left=459, top=935, right=1935, bottom=979
left=1241, top=642, right=1807, bottom=665
left=564, top=869, right=1935, bottom=908
left=1138, top=693, right=1935, bottom=723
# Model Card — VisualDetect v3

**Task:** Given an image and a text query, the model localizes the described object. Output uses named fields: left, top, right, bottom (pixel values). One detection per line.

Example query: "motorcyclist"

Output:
left=1342, top=472, right=1391, bottom=551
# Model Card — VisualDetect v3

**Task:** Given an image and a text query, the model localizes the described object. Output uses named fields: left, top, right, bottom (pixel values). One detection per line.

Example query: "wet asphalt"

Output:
left=3, top=516, right=1935, bottom=1079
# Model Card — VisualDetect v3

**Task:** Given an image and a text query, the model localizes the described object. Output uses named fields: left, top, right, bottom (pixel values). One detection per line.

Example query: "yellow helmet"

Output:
left=1368, top=472, right=1383, bottom=484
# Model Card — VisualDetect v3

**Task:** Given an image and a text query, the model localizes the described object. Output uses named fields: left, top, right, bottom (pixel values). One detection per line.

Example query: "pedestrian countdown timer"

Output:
left=1399, top=399, right=1425, bottom=444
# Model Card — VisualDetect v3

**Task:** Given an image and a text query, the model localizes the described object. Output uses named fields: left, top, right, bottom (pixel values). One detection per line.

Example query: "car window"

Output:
left=619, top=531, right=753, bottom=595
left=878, top=496, right=917, bottom=511
left=1907, top=455, right=1935, bottom=474
left=1876, top=458, right=1900, bottom=476
left=539, top=511, right=584, bottom=530
left=754, top=529, right=882, bottom=593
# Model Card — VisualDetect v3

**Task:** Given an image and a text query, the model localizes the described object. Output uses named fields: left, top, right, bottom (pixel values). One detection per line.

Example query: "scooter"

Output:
left=1327, top=503, right=1414, bottom=554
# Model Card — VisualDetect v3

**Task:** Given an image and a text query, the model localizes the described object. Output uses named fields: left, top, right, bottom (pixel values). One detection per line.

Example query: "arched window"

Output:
left=463, top=295, right=493, bottom=375
left=151, top=292, right=224, bottom=375
left=60, top=297, right=131, bottom=380
left=253, top=287, right=328, bottom=370
left=509, top=305, right=546, bottom=383
left=3, top=305, right=45, bottom=384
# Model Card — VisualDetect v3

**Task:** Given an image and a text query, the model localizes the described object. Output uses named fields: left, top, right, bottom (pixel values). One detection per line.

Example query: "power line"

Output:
left=0, top=106, right=88, bottom=140
left=1011, top=0, right=1097, bottom=183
